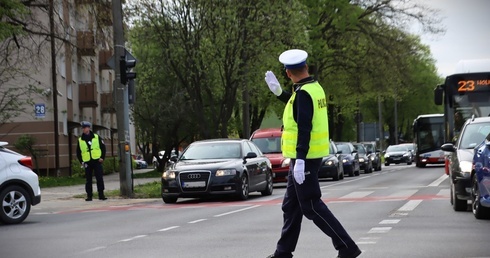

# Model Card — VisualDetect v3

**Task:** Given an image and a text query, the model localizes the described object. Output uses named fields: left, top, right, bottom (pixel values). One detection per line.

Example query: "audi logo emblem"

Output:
left=187, top=174, right=201, bottom=179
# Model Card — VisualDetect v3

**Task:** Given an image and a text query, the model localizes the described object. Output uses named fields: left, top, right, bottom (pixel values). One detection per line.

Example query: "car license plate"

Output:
left=393, top=157, right=400, bottom=160
left=182, top=181, right=206, bottom=188
left=438, top=158, right=445, bottom=162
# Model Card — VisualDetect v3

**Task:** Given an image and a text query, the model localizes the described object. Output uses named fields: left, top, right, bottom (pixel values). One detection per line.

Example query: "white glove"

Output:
left=293, top=159, right=305, bottom=184
left=264, top=71, right=283, bottom=96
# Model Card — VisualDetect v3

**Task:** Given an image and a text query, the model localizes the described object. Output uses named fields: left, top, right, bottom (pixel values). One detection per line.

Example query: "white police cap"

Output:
left=81, top=121, right=92, bottom=128
left=279, top=49, right=308, bottom=69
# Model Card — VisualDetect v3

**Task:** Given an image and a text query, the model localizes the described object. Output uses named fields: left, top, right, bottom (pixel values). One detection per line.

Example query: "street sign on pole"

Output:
left=107, top=49, right=137, bottom=70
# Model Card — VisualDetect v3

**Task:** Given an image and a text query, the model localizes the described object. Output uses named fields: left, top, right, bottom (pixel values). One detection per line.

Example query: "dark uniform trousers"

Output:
left=85, top=160, right=105, bottom=198
left=274, top=158, right=357, bottom=257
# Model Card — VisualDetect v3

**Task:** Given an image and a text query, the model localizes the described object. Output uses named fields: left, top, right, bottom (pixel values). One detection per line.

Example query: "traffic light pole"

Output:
left=112, top=0, right=133, bottom=197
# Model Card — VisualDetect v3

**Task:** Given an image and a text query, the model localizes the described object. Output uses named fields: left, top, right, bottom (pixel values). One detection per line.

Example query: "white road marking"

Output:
left=436, top=189, right=450, bottom=197
left=361, top=187, right=388, bottom=190
left=214, top=205, right=260, bottom=217
left=379, top=219, right=400, bottom=224
left=428, top=174, right=449, bottom=187
left=80, top=246, right=106, bottom=254
left=119, top=235, right=147, bottom=242
left=388, top=190, right=418, bottom=198
left=398, top=200, right=423, bottom=212
left=357, top=237, right=379, bottom=244
left=339, top=191, right=374, bottom=199
left=188, top=219, right=207, bottom=224
left=158, top=226, right=180, bottom=232
left=368, top=227, right=392, bottom=234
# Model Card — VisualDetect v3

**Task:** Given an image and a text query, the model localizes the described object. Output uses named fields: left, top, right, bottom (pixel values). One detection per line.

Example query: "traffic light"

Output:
left=120, top=57, right=136, bottom=85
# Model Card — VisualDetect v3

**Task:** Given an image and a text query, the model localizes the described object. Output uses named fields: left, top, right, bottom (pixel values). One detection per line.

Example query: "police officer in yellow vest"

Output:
left=264, top=50, right=361, bottom=258
left=76, top=121, right=107, bottom=201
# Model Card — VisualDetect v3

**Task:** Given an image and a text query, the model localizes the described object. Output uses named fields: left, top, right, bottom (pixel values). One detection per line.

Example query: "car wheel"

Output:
left=0, top=185, right=31, bottom=224
left=261, top=171, right=273, bottom=196
left=385, top=163, right=389, bottom=166
left=162, top=196, right=178, bottom=204
left=332, top=168, right=340, bottom=181
left=472, top=176, right=490, bottom=219
left=347, top=166, right=354, bottom=177
left=238, top=174, right=249, bottom=200
left=451, top=180, right=467, bottom=211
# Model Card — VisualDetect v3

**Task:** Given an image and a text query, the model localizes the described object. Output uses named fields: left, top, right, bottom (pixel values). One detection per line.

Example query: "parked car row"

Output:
left=160, top=128, right=387, bottom=204
left=441, top=116, right=490, bottom=220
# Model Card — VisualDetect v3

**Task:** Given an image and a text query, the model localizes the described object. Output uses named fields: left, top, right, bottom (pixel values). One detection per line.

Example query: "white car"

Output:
left=0, top=142, right=41, bottom=224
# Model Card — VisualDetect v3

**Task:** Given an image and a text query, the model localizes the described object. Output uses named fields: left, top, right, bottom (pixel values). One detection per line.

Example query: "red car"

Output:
left=250, top=128, right=290, bottom=183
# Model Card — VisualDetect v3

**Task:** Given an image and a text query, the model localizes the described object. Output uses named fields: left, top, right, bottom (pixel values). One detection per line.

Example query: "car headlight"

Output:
left=384, top=154, right=390, bottom=158
left=216, top=169, right=237, bottom=176
left=325, top=160, right=334, bottom=166
left=459, top=161, right=473, bottom=177
left=370, top=156, right=375, bottom=161
left=282, top=158, right=291, bottom=167
left=403, top=153, right=410, bottom=157
left=162, top=170, right=176, bottom=179
left=342, top=158, right=348, bottom=163
left=359, top=158, right=365, bottom=163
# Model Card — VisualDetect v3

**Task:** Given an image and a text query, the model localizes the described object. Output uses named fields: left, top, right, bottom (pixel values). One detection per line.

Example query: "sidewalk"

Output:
left=34, top=169, right=161, bottom=213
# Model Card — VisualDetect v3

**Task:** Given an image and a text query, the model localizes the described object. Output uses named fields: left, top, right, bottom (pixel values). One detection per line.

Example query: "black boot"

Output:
left=85, top=196, right=92, bottom=201
left=99, top=193, right=107, bottom=200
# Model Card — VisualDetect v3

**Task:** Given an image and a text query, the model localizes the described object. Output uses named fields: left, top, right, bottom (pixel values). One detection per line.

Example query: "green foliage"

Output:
left=39, top=176, right=86, bottom=188
left=71, top=157, right=120, bottom=178
left=126, top=0, right=445, bottom=146
left=0, top=0, right=29, bottom=41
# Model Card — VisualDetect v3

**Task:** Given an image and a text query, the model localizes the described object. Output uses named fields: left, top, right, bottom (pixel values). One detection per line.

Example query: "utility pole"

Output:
left=49, top=0, right=60, bottom=176
left=378, top=96, right=383, bottom=150
left=394, top=96, right=398, bottom=145
left=112, top=0, right=132, bottom=197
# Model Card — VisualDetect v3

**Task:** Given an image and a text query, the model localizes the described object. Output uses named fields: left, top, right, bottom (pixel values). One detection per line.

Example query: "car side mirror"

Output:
left=336, top=151, right=342, bottom=155
left=440, top=143, right=456, bottom=152
left=170, top=156, right=178, bottom=162
left=245, top=152, right=257, bottom=159
left=367, top=151, right=373, bottom=154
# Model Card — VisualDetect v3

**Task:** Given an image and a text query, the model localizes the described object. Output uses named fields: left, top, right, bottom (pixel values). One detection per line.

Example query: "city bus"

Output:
left=412, top=114, right=445, bottom=167
left=434, top=59, right=490, bottom=173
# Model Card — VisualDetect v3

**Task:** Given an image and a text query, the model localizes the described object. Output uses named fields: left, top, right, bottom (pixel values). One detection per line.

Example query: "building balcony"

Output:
left=100, top=93, right=116, bottom=113
left=99, top=49, right=113, bottom=70
left=77, top=31, right=95, bottom=56
left=79, top=82, right=98, bottom=108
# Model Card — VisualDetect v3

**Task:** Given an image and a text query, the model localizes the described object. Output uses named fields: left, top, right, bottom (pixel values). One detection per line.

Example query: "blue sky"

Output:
left=417, top=0, right=490, bottom=77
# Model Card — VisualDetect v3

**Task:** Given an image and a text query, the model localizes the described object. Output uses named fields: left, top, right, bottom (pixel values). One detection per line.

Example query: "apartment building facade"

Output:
left=0, top=0, right=131, bottom=176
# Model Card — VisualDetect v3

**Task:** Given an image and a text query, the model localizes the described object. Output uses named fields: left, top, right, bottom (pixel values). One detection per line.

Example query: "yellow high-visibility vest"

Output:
left=79, top=134, right=102, bottom=162
left=281, top=82, right=329, bottom=158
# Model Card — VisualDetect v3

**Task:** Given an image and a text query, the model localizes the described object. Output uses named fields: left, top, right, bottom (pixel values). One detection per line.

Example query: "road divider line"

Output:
left=428, top=174, right=448, bottom=187
left=398, top=200, right=423, bottom=212
left=119, top=235, right=147, bottom=242
left=368, top=227, right=392, bottom=234
left=389, top=190, right=418, bottom=198
left=188, top=219, right=207, bottom=224
left=158, top=226, right=180, bottom=232
left=379, top=219, right=400, bottom=224
left=340, top=191, right=375, bottom=199
left=214, top=205, right=260, bottom=217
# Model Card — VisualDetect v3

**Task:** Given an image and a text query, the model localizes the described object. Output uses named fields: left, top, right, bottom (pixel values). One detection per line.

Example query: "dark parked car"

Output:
left=319, top=140, right=344, bottom=181
left=399, top=143, right=415, bottom=162
left=362, top=141, right=382, bottom=171
left=161, top=139, right=273, bottom=203
left=383, top=145, right=412, bottom=166
left=441, top=117, right=490, bottom=211
left=472, top=137, right=490, bottom=219
left=336, top=142, right=360, bottom=177
left=353, top=143, right=373, bottom=174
